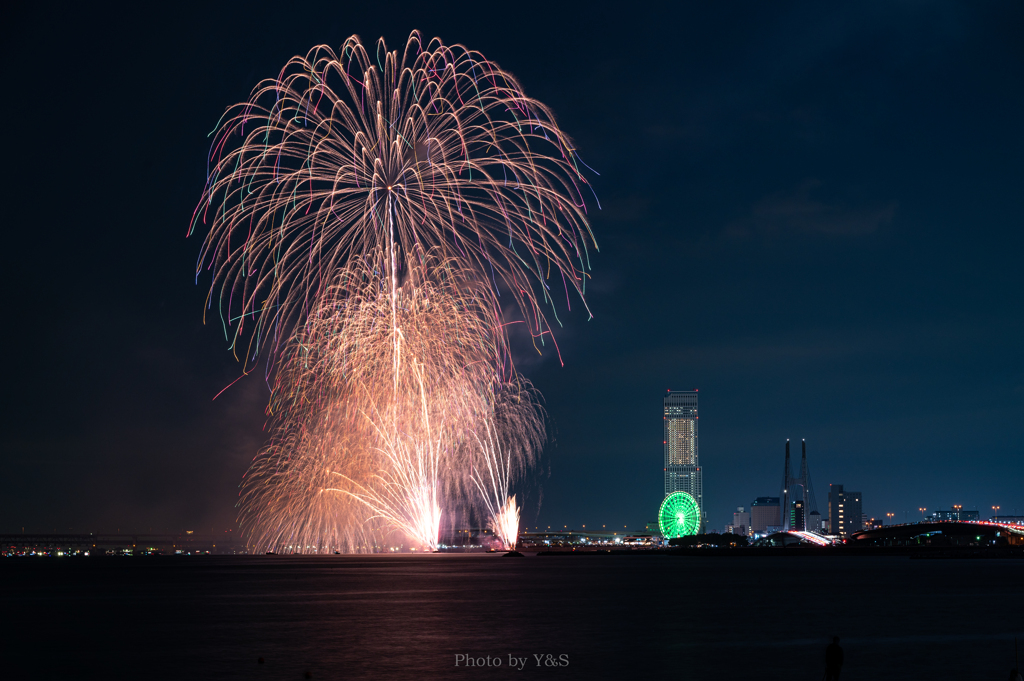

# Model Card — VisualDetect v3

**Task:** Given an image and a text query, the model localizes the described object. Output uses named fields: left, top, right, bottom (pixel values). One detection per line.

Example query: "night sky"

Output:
left=3, top=2, right=1021, bottom=536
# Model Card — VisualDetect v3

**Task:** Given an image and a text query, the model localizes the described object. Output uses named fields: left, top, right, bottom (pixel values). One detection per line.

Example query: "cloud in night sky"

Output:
left=727, top=180, right=897, bottom=239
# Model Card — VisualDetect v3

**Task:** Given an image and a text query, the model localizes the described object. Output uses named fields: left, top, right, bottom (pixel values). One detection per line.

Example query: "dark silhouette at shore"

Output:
left=824, top=636, right=843, bottom=680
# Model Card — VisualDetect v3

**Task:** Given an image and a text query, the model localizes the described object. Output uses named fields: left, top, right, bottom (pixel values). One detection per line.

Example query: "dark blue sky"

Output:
left=2, top=2, right=1021, bottom=534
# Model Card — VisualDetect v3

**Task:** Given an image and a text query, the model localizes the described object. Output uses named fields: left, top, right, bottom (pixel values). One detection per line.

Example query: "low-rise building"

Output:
left=751, top=497, right=781, bottom=534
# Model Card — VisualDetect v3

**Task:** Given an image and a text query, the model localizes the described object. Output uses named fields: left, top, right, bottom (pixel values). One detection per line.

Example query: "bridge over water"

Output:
left=850, top=520, right=1023, bottom=546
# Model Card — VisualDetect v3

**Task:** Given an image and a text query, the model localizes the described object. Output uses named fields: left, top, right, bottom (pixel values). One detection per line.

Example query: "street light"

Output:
left=992, top=506, right=1000, bottom=520
left=919, top=507, right=927, bottom=521
left=886, top=512, right=895, bottom=526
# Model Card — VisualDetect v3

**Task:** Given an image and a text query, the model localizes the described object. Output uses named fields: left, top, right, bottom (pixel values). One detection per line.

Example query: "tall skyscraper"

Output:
left=827, top=484, right=863, bottom=536
left=664, top=390, right=702, bottom=522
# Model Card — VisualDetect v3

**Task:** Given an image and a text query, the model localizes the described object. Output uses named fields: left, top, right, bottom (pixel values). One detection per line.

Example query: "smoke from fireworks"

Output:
left=194, top=32, right=595, bottom=552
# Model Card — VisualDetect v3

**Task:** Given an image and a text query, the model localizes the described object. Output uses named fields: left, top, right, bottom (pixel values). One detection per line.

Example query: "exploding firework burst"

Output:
left=198, top=33, right=596, bottom=553
left=193, top=31, right=598, bottom=370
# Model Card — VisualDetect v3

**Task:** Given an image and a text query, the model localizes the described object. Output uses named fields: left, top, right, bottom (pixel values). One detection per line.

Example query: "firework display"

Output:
left=193, top=32, right=596, bottom=552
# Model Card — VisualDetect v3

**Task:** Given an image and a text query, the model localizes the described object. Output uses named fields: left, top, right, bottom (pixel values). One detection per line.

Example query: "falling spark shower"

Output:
left=192, top=32, right=597, bottom=552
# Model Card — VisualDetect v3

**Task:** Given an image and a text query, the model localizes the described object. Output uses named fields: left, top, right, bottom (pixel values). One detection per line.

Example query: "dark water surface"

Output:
left=2, top=554, right=1021, bottom=680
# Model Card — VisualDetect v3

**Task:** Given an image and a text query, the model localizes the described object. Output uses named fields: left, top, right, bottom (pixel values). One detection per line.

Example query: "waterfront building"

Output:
left=751, top=497, right=781, bottom=534
left=791, top=499, right=806, bottom=531
left=827, top=484, right=863, bottom=536
left=808, top=510, right=822, bottom=532
left=664, top=390, right=702, bottom=521
left=729, top=503, right=753, bottom=536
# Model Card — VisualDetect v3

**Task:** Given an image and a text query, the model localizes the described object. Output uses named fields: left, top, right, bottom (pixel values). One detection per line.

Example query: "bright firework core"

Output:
left=193, top=32, right=596, bottom=553
left=491, top=496, right=521, bottom=551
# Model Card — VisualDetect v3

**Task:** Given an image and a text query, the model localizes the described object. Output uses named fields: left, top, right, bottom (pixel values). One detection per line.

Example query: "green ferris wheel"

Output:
left=658, top=492, right=700, bottom=538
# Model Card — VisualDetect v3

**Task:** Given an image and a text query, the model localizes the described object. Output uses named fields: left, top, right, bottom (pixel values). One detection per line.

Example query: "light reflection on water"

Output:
left=3, top=554, right=1021, bottom=679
